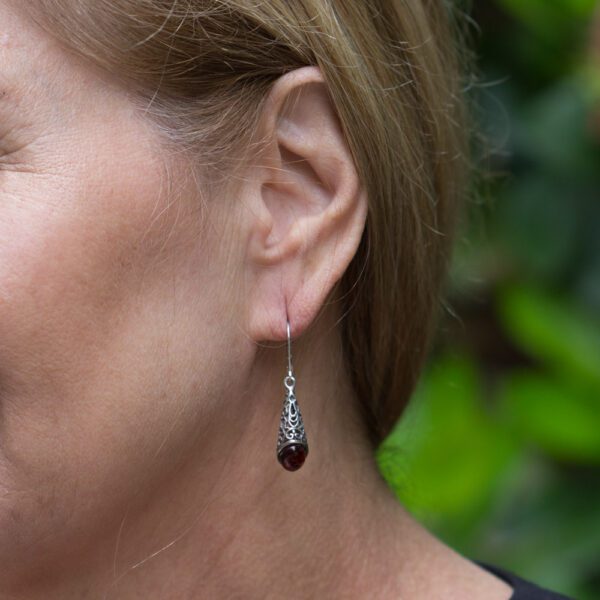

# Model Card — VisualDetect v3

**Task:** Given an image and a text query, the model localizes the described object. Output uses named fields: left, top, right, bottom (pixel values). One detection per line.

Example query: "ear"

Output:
left=242, top=66, right=368, bottom=343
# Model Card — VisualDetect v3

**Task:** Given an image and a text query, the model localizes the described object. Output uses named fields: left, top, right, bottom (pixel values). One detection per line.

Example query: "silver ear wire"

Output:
left=276, top=318, right=308, bottom=471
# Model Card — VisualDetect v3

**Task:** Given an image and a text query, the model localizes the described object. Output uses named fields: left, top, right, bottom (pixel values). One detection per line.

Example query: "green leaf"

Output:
left=499, top=371, right=600, bottom=461
left=498, top=285, right=600, bottom=388
left=377, top=354, right=518, bottom=531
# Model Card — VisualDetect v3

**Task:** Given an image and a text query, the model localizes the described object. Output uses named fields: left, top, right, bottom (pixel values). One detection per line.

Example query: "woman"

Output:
left=0, top=1, right=573, bottom=598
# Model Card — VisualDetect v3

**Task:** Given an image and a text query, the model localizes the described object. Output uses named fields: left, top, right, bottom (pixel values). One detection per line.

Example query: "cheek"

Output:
left=0, top=160, right=164, bottom=400
left=0, top=154, right=203, bottom=573
left=0, top=8, right=250, bottom=583
left=0, top=142, right=246, bottom=580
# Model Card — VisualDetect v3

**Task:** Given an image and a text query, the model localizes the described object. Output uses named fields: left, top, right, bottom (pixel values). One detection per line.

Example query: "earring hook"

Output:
left=286, top=318, right=293, bottom=377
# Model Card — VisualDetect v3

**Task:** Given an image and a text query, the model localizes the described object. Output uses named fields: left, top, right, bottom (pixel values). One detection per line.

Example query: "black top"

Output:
left=476, top=561, right=575, bottom=599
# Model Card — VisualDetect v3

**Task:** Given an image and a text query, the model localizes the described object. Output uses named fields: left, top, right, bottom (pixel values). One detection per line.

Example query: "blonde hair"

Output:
left=25, top=0, right=471, bottom=448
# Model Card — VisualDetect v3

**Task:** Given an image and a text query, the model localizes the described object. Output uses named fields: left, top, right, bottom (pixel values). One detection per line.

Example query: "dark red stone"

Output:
left=278, top=444, right=307, bottom=471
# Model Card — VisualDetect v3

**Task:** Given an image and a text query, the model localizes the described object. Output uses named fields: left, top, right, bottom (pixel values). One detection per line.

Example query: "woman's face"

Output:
left=0, top=2, right=248, bottom=583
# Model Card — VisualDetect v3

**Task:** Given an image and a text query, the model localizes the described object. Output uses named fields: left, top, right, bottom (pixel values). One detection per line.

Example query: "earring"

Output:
left=276, top=318, right=309, bottom=471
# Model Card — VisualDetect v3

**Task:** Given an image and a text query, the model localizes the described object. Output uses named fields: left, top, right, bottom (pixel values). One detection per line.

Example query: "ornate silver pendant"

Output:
left=276, top=319, right=308, bottom=471
left=276, top=372, right=308, bottom=471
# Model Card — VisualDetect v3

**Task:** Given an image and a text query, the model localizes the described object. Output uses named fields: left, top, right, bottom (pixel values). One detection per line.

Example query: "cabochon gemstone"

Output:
left=278, top=443, right=307, bottom=471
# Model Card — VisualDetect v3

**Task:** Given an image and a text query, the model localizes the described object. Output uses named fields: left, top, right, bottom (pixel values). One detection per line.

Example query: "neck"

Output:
left=10, top=313, right=513, bottom=600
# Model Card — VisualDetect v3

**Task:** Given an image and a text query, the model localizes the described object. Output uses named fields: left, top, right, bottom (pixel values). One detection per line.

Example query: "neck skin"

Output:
left=13, top=308, right=513, bottom=600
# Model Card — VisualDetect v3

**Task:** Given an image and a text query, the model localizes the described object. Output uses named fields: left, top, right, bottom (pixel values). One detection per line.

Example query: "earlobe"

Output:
left=243, top=66, right=367, bottom=343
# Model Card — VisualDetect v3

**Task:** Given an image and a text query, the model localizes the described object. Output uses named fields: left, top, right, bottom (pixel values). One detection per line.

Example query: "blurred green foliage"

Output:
left=376, top=1, right=600, bottom=598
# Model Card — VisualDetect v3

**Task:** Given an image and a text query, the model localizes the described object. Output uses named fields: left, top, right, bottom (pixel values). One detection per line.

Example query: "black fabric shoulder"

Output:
left=474, top=560, right=575, bottom=600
